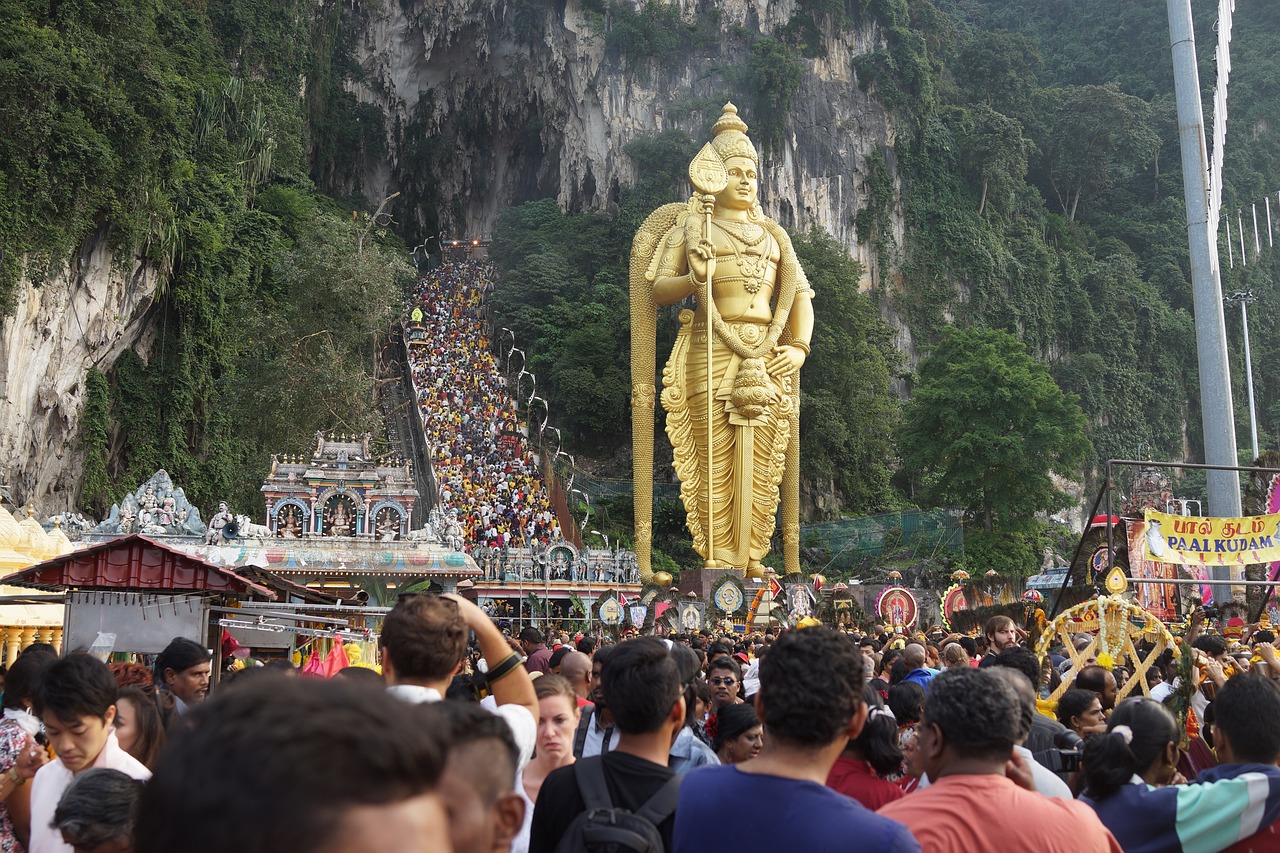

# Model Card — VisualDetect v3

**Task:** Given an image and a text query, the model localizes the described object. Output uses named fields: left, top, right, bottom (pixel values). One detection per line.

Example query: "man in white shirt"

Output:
left=29, top=655, right=151, bottom=853
left=987, top=668, right=1073, bottom=799
left=380, top=592, right=537, bottom=768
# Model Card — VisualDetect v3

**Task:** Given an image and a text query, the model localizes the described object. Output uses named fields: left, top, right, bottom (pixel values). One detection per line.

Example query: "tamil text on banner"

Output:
left=1142, top=508, right=1280, bottom=566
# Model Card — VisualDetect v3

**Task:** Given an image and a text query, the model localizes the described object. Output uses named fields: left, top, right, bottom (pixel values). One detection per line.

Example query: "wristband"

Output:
left=6, top=766, right=21, bottom=785
left=790, top=340, right=811, bottom=356
left=485, top=652, right=523, bottom=686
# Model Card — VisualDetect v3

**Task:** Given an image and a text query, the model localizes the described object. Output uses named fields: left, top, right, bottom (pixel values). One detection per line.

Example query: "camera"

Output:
left=1202, top=606, right=1221, bottom=620
left=1035, top=729, right=1084, bottom=774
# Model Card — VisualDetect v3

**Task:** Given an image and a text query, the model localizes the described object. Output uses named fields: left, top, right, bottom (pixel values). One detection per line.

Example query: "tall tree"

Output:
left=953, top=29, right=1043, bottom=117
left=956, top=104, right=1034, bottom=215
left=898, top=326, right=1091, bottom=532
left=1033, top=83, right=1160, bottom=221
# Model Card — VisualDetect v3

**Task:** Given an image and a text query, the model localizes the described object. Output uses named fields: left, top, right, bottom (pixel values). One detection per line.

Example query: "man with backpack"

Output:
left=529, top=637, right=685, bottom=853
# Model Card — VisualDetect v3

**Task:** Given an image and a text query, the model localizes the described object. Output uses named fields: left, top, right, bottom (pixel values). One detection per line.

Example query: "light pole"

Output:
left=590, top=529, right=608, bottom=586
left=1225, top=290, right=1260, bottom=460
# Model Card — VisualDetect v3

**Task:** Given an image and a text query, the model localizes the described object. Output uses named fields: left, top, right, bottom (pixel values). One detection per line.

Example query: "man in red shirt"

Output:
left=520, top=628, right=553, bottom=674
left=878, top=668, right=1121, bottom=853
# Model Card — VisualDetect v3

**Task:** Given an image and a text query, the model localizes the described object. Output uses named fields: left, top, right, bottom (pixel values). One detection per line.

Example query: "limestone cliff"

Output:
left=0, top=233, right=159, bottom=514
left=1, top=0, right=904, bottom=517
left=347, top=0, right=900, bottom=289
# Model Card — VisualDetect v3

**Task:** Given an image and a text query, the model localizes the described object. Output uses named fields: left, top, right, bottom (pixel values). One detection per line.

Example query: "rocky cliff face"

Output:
left=0, top=233, right=158, bottom=514
left=348, top=0, right=899, bottom=289
left=1, top=0, right=903, bottom=517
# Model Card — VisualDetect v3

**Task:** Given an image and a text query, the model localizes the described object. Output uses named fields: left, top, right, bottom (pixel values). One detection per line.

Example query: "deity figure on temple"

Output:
left=631, top=103, right=814, bottom=579
left=327, top=501, right=351, bottom=537
left=279, top=506, right=301, bottom=538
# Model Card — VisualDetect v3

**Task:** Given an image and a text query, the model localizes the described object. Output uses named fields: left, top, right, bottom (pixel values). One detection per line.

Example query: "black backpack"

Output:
left=554, top=756, right=681, bottom=853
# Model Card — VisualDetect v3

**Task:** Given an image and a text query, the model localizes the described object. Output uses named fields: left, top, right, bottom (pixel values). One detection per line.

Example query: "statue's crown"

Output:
left=710, top=102, right=758, bottom=164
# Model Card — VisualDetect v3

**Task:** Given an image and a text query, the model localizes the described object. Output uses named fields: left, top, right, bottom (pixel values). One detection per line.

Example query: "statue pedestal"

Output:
left=677, top=566, right=748, bottom=601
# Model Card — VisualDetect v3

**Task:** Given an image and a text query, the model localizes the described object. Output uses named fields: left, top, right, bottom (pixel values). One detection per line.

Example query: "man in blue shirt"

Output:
left=899, top=644, right=936, bottom=691
left=672, top=627, right=919, bottom=853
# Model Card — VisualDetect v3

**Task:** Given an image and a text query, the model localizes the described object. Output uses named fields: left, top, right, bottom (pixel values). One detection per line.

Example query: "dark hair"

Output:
left=154, top=638, right=210, bottom=682
left=958, top=636, right=978, bottom=657
left=379, top=595, right=468, bottom=681
left=116, top=686, right=166, bottom=769
left=601, top=638, right=681, bottom=735
left=135, top=675, right=445, bottom=853
left=1191, top=634, right=1227, bottom=658
left=1076, top=665, right=1113, bottom=695
left=984, top=668, right=1034, bottom=742
left=878, top=647, right=902, bottom=678
left=758, top=627, right=864, bottom=747
left=1254, top=630, right=1276, bottom=645
left=706, top=656, right=742, bottom=682
left=576, top=637, right=596, bottom=655
left=548, top=646, right=570, bottom=670
left=3, top=646, right=55, bottom=711
left=52, top=768, right=143, bottom=849
left=1057, top=688, right=1100, bottom=728
left=334, top=666, right=385, bottom=685
left=711, top=703, right=760, bottom=752
left=20, top=643, right=57, bottom=659
left=848, top=683, right=903, bottom=776
left=989, top=647, right=1041, bottom=692
left=518, top=627, right=544, bottom=645
left=435, top=699, right=520, bottom=801
left=922, top=669, right=1022, bottom=762
left=1214, top=675, right=1280, bottom=763
left=887, top=681, right=926, bottom=726
left=34, top=654, right=117, bottom=723
left=668, top=644, right=705, bottom=728
left=1082, top=697, right=1178, bottom=799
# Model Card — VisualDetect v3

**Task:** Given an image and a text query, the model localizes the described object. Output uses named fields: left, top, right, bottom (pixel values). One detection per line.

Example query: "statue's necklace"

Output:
left=713, top=220, right=769, bottom=295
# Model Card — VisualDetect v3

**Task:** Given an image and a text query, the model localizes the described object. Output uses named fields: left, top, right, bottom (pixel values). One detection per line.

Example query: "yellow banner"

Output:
left=1142, top=508, right=1280, bottom=565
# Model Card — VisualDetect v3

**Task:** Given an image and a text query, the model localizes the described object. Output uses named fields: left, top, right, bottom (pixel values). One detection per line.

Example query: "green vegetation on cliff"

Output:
left=2, top=0, right=406, bottom=514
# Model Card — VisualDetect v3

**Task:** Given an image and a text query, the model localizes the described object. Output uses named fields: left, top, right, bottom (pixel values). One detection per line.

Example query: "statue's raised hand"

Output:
left=689, top=238, right=716, bottom=285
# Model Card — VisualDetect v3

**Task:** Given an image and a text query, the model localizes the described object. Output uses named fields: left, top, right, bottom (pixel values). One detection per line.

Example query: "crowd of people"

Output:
left=1, top=600, right=1278, bottom=852
left=405, top=260, right=560, bottom=552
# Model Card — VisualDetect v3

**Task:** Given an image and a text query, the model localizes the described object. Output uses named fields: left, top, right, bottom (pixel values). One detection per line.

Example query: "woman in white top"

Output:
left=513, top=675, right=580, bottom=853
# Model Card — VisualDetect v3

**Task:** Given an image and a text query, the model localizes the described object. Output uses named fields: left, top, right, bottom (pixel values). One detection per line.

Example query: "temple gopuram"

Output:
left=261, top=431, right=419, bottom=540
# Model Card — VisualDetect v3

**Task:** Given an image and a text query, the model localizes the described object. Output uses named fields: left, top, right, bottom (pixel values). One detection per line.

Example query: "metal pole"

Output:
left=1167, top=0, right=1242, bottom=602
left=1241, top=298, right=1260, bottom=460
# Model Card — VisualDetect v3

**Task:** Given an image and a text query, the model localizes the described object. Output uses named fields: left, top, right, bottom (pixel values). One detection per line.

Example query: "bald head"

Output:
left=559, top=651, right=592, bottom=699
left=903, top=643, right=926, bottom=669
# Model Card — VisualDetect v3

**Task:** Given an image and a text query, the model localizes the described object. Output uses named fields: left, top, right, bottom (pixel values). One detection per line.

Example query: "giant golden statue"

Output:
left=631, top=103, right=813, bottom=581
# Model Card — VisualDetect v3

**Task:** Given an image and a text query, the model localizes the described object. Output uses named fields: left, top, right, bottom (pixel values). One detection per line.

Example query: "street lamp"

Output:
left=1225, top=290, right=1260, bottom=460
left=590, top=530, right=608, bottom=586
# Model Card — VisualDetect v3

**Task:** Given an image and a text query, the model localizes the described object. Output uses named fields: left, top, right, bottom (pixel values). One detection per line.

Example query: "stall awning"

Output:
left=0, top=535, right=275, bottom=599
left=1026, top=568, right=1069, bottom=590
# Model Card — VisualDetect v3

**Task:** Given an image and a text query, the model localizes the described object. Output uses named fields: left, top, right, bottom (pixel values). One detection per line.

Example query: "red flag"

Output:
left=812, top=576, right=824, bottom=593
left=769, top=577, right=783, bottom=598
left=619, top=593, right=630, bottom=606
left=322, top=642, right=351, bottom=678
left=301, top=649, right=324, bottom=677
left=220, top=629, right=241, bottom=659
